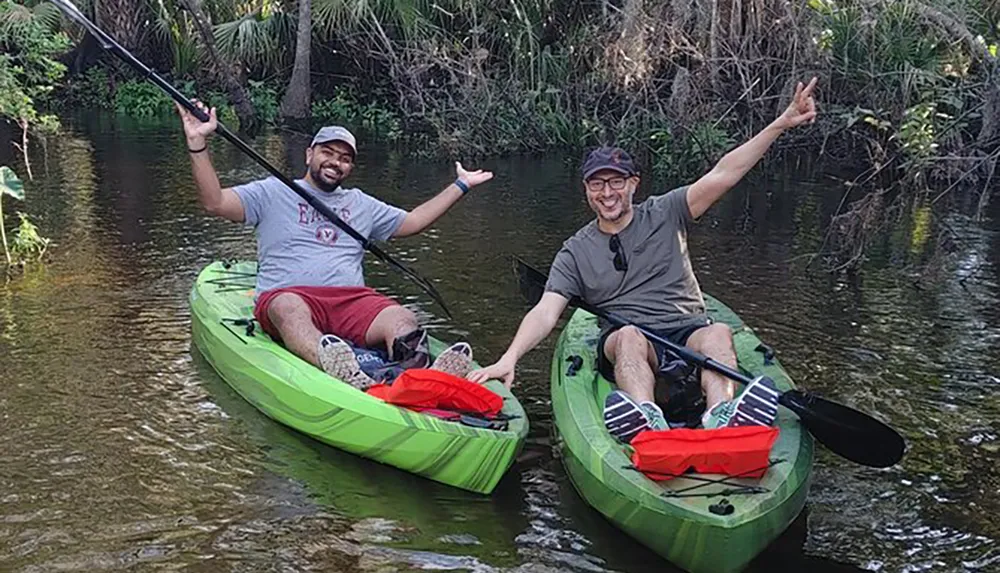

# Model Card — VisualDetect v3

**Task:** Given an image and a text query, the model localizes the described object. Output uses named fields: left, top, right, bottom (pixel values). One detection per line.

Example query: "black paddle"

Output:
left=514, top=257, right=906, bottom=468
left=51, top=0, right=453, bottom=318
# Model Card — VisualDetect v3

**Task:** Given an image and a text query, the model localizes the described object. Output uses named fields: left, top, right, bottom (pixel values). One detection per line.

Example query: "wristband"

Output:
left=454, top=179, right=470, bottom=195
left=188, top=144, right=208, bottom=154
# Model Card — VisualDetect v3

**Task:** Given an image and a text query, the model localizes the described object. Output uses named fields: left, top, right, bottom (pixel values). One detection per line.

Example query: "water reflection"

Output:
left=1, top=112, right=997, bottom=572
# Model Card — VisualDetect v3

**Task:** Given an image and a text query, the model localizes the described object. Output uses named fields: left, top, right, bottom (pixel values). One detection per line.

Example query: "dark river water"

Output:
left=2, top=113, right=998, bottom=572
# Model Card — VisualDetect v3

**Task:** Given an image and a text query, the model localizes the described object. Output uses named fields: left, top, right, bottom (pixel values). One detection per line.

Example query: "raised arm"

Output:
left=177, top=101, right=246, bottom=223
left=687, top=77, right=818, bottom=220
left=393, top=162, right=493, bottom=237
left=467, top=292, right=570, bottom=388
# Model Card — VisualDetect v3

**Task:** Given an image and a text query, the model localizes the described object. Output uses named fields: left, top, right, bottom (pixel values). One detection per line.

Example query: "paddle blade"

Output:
left=780, top=390, right=905, bottom=468
left=514, top=256, right=547, bottom=306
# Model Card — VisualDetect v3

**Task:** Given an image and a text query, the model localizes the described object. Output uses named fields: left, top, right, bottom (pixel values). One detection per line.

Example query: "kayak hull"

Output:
left=552, top=301, right=814, bottom=573
left=191, top=261, right=528, bottom=494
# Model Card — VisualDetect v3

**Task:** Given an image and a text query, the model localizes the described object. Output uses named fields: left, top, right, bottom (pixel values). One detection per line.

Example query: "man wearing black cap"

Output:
left=177, top=101, right=492, bottom=390
left=470, top=78, right=818, bottom=441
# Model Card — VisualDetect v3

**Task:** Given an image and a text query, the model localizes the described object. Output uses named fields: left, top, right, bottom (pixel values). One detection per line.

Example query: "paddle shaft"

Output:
left=53, top=0, right=452, bottom=317
left=572, top=297, right=755, bottom=386
left=517, top=257, right=906, bottom=467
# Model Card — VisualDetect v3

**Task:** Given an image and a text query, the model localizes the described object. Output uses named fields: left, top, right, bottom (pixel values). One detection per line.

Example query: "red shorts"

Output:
left=254, top=286, right=399, bottom=347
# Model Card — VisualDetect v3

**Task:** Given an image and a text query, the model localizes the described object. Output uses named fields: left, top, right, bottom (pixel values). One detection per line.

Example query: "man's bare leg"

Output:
left=603, top=325, right=660, bottom=403
left=267, top=292, right=323, bottom=367
left=364, top=304, right=420, bottom=356
left=685, top=323, right=738, bottom=412
left=267, top=292, right=376, bottom=389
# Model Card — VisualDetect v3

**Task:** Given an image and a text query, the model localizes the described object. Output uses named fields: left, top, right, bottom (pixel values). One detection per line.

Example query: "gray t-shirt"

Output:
left=233, top=176, right=407, bottom=294
left=545, top=186, right=707, bottom=329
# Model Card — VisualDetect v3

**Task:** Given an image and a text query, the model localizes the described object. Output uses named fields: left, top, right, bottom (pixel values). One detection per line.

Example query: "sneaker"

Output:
left=702, top=376, right=780, bottom=429
left=603, top=390, right=669, bottom=443
left=639, top=401, right=669, bottom=431
left=430, top=342, right=474, bottom=378
left=392, top=328, right=430, bottom=370
left=317, top=334, right=377, bottom=391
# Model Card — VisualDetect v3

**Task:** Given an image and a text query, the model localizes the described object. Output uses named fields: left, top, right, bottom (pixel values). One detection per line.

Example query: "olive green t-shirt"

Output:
left=545, top=186, right=707, bottom=329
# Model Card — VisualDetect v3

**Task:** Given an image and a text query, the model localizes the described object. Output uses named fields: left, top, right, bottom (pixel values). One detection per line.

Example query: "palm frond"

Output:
left=313, top=0, right=356, bottom=38
left=0, top=2, right=34, bottom=36
left=32, top=2, right=63, bottom=31
left=214, top=9, right=292, bottom=71
left=313, top=0, right=439, bottom=41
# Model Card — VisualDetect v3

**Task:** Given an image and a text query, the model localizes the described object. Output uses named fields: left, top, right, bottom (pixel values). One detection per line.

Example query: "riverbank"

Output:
left=3, top=0, right=998, bottom=270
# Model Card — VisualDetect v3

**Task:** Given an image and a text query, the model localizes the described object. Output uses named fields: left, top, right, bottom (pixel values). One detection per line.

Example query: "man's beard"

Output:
left=309, top=163, right=344, bottom=192
left=588, top=196, right=632, bottom=222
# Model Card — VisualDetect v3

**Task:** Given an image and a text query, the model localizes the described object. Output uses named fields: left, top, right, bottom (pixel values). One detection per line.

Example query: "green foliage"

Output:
left=521, top=88, right=601, bottom=148
left=897, top=102, right=941, bottom=161
left=113, top=79, right=174, bottom=117
left=813, top=0, right=946, bottom=106
left=0, top=166, right=23, bottom=200
left=248, top=79, right=280, bottom=124
left=312, top=87, right=362, bottom=125
left=0, top=1, right=69, bottom=132
left=312, top=87, right=402, bottom=142
left=357, top=102, right=402, bottom=142
left=0, top=165, right=24, bottom=266
left=214, top=9, right=293, bottom=76
left=34, top=0, right=1000, bottom=169
left=809, top=0, right=993, bottom=192
left=64, top=67, right=112, bottom=109
left=10, top=211, right=48, bottom=262
left=842, top=106, right=893, bottom=133
left=203, top=89, right=239, bottom=126
left=171, top=26, right=201, bottom=79
left=649, top=122, right=735, bottom=180
left=0, top=165, right=47, bottom=269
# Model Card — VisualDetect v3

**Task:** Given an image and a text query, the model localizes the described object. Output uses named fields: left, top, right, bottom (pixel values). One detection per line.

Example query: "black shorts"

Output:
left=596, top=318, right=712, bottom=383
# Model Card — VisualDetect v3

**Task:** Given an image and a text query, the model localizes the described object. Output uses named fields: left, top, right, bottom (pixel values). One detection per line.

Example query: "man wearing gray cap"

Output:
left=177, top=101, right=492, bottom=389
left=470, top=78, right=819, bottom=441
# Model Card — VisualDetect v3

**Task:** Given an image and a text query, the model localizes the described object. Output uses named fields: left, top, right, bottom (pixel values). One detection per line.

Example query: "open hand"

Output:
left=777, top=77, right=818, bottom=130
left=176, top=100, right=217, bottom=146
left=456, top=161, right=494, bottom=189
left=467, top=358, right=516, bottom=389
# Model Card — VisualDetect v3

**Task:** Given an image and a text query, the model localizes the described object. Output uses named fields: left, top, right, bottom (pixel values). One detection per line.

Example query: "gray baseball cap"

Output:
left=311, top=126, right=357, bottom=155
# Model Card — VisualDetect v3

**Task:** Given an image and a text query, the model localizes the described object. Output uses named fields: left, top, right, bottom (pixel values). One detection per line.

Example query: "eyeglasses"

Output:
left=609, top=234, right=628, bottom=272
left=586, top=176, right=628, bottom=193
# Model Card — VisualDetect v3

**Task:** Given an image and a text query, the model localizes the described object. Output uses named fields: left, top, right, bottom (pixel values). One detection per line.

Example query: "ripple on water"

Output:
left=2, top=117, right=999, bottom=572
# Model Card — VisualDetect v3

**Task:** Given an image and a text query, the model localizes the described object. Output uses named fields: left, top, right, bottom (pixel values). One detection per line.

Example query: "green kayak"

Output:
left=551, top=300, right=814, bottom=573
left=190, top=260, right=528, bottom=494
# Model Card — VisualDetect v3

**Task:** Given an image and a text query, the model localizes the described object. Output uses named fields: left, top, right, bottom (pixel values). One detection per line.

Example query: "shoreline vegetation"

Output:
left=2, top=0, right=998, bottom=272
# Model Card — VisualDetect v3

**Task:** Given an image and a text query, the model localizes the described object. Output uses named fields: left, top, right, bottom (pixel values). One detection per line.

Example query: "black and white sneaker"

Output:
left=726, top=376, right=781, bottom=427
left=603, top=390, right=666, bottom=443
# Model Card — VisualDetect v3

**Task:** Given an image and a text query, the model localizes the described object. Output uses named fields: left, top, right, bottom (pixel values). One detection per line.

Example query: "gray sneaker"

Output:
left=430, top=342, right=474, bottom=378
left=639, top=401, right=669, bottom=431
left=317, top=334, right=377, bottom=391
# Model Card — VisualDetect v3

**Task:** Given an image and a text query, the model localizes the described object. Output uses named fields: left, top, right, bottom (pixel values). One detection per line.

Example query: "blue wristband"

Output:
left=454, top=179, right=470, bottom=195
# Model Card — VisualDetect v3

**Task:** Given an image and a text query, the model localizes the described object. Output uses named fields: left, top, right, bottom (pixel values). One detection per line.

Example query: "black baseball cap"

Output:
left=581, top=146, right=639, bottom=180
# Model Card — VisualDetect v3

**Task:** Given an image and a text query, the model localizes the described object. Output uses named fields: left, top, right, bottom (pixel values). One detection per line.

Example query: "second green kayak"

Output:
left=190, top=260, right=528, bottom=494
left=551, top=299, right=814, bottom=573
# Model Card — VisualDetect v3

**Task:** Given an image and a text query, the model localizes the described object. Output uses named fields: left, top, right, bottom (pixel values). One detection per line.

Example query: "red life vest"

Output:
left=630, top=425, right=780, bottom=481
left=366, top=368, right=503, bottom=417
